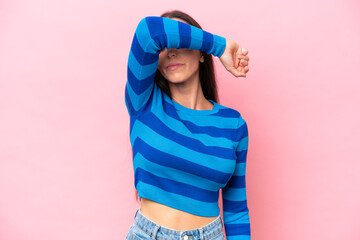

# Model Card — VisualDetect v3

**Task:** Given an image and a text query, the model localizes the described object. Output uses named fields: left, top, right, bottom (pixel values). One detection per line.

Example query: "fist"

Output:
left=219, top=39, right=249, bottom=77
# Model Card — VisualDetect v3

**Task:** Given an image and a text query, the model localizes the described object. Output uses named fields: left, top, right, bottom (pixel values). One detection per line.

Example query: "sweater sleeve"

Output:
left=125, top=16, right=226, bottom=116
left=222, top=115, right=251, bottom=240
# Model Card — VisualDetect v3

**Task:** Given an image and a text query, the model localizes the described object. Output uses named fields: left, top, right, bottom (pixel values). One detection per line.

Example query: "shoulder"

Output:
left=215, top=102, right=248, bottom=141
left=215, top=101, right=244, bottom=121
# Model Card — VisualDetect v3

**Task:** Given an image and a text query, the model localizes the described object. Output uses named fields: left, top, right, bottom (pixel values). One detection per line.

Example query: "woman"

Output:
left=125, top=10, right=250, bottom=240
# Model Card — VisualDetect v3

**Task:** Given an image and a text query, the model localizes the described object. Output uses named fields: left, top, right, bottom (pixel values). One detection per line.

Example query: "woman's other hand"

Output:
left=219, top=39, right=249, bottom=77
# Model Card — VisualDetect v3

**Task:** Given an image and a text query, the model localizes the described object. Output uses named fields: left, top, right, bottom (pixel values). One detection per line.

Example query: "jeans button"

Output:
left=183, top=235, right=188, bottom=240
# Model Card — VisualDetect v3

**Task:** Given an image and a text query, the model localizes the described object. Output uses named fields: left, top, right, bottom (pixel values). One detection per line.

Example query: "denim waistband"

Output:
left=133, top=207, right=224, bottom=240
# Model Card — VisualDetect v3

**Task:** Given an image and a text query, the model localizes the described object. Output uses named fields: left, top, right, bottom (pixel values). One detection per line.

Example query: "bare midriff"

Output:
left=140, top=197, right=218, bottom=231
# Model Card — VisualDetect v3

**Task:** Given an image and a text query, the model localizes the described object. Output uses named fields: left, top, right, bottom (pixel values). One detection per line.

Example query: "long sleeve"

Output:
left=222, top=115, right=251, bottom=240
left=125, top=16, right=226, bottom=116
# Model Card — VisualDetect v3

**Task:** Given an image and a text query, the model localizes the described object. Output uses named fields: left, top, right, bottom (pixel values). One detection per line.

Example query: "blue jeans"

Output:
left=126, top=207, right=226, bottom=240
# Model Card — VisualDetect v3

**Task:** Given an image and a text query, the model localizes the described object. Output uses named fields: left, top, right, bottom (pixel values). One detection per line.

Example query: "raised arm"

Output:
left=125, top=16, right=226, bottom=116
left=222, top=115, right=251, bottom=240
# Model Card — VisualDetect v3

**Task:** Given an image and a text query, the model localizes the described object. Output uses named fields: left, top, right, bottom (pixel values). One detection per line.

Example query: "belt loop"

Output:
left=220, top=215, right=224, bottom=229
left=134, top=208, right=140, bottom=219
left=198, top=227, right=204, bottom=240
left=180, top=231, right=185, bottom=240
left=151, top=224, right=160, bottom=239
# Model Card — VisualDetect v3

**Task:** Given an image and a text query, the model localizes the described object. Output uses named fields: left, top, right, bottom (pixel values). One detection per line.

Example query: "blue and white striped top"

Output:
left=125, top=16, right=250, bottom=240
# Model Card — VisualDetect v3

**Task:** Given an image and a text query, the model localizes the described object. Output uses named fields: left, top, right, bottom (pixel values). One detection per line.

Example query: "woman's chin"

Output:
left=167, top=79, right=187, bottom=84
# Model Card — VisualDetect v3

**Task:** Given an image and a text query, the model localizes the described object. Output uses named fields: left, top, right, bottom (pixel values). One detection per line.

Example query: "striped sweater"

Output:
left=125, top=16, right=250, bottom=240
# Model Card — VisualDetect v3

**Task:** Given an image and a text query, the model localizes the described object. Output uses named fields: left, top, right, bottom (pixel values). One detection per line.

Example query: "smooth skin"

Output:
left=140, top=17, right=249, bottom=231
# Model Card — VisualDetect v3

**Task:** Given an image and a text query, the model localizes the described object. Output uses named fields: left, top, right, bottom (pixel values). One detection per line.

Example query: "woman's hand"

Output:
left=219, top=39, right=249, bottom=77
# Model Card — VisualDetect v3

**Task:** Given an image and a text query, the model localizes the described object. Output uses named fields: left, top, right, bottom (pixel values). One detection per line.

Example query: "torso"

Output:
left=138, top=100, right=218, bottom=230
left=140, top=197, right=218, bottom=230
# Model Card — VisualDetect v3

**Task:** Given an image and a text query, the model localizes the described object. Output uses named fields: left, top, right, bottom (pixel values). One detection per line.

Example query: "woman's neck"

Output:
left=168, top=77, right=213, bottom=111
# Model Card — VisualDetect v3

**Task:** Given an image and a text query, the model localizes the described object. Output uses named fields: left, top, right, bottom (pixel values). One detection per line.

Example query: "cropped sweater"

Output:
left=125, top=16, right=250, bottom=240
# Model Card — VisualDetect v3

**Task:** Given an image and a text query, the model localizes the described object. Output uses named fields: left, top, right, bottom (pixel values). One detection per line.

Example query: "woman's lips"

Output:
left=167, top=64, right=183, bottom=71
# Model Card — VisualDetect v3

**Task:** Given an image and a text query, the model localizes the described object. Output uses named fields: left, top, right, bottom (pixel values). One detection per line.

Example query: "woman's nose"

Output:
left=166, top=48, right=177, bottom=57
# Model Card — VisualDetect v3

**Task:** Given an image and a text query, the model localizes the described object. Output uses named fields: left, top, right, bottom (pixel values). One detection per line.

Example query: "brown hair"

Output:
left=133, top=10, right=220, bottom=202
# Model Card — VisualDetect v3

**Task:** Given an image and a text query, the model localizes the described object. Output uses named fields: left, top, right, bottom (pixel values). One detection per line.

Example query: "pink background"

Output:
left=1, top=0, right=359, bottom=239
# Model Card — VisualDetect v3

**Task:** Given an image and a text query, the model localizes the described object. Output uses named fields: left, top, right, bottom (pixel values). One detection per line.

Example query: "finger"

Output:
left=229, top=64, right=247, bottom=77
left=240, top=59, right=247, bottom=66
left=238, top=70, right=246, bottom=77
left=229, top=66, right=242, bottom=77
left=229, top=67, right=237, bottom=76
left=239, top=65, right=248, bottom=75
left=239, top=60, right=248, bottom=68
left=237, top=47, right=243, bottom=59
left=243, top=66, right=249, bottom=73
left=235, top=55, right=240, bottom=68
left=238, top=48, right=244, bottom=57
left=242, top=48, right=248, bottom=55
left=235, top=67, right=246, bottom=77
left=239, top=55, right=249, bottom=62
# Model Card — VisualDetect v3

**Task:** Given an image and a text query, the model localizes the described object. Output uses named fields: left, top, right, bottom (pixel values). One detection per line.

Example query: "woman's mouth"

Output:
left=167, top=64, right=183, bottom=71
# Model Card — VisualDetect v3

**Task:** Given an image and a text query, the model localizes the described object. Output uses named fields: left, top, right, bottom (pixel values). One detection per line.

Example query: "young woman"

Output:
left=125, top=10, right=250, bottom=240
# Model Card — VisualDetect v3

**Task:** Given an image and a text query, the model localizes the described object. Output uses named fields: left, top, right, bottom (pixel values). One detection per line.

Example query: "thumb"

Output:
left=232, top=67, right=246, bottom=77
left=228, top=66, right=240, bottom=77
